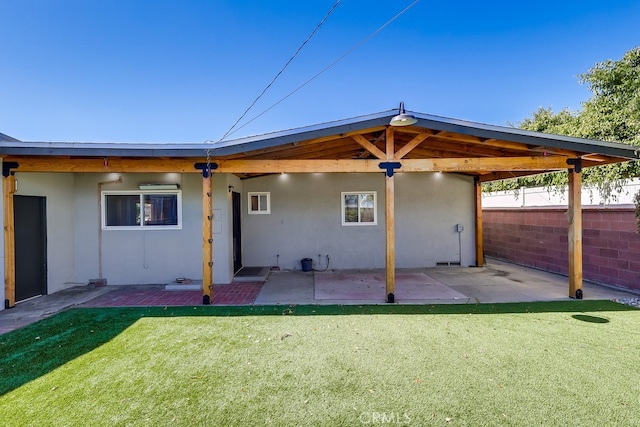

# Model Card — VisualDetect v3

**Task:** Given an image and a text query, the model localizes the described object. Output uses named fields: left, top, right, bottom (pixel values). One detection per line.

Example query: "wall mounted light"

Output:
left=389, top=101, right=417, bottom=127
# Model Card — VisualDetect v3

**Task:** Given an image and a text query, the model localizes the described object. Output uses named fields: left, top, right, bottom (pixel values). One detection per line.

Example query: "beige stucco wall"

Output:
left=241, top=172, right=476, bottom=271
left=0, top=170, right=238, bottom=309
left=72, top=172, right=237, bottom=286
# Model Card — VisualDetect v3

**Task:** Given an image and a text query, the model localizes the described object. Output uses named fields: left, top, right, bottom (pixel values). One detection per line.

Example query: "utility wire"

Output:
left=218, top=0, right=342, bottom=142
left=222, top=0, right=419, bottom=140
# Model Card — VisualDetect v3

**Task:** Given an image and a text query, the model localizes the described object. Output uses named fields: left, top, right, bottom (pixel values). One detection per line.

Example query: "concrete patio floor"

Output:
left=256, top=258, right=638, bottom=305
left=1, top=258, right=637, bottom=334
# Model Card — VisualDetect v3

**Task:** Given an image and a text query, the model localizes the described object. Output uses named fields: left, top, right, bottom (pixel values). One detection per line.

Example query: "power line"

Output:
left=222, top=0, right=420, bottom=140
left=218, top=0, right=342, bottom=142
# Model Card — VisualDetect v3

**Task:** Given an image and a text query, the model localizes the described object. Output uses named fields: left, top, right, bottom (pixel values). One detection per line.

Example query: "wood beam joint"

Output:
left=2, top=162, right=19, bottom=177
left=566, top=158, right=582, bottom=173
left=194, top=162, right=218, bottom=178
left=378, top=162, right=402, bottom=177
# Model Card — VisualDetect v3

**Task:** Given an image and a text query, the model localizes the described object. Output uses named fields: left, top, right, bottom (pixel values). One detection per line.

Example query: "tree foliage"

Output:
left=484, top=47, right=640, bottom=200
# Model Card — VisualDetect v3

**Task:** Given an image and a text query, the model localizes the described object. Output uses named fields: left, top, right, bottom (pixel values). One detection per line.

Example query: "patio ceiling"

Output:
left=218, top=124, right=615, bottom=180
left=212, top=112, right=637, bottom=180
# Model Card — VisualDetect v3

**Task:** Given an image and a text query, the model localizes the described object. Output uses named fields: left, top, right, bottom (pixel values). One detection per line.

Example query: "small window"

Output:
left=102, top=190, right=181, bottom=229
left=342, top=192, right=377, bottom=226
left=248, top=192, right=270, bottom=214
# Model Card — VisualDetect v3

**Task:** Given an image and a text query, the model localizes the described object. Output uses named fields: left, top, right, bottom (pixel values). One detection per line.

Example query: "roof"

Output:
left=0, top=111, right=637, bottom=181
left=0, top=132, right=21, bottom=142
left=0, top=110, right=637, bottom=159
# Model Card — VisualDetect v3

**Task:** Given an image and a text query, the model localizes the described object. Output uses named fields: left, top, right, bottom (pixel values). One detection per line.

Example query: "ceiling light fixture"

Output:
left=389, top=101, right=417, bottom=127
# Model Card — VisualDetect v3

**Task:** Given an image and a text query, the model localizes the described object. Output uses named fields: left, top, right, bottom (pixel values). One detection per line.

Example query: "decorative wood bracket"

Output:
left=2, top=161, right=19, bottom=177
left=378, top=161, right=402, bottom=177
left=566, top=158, right=582, bottom=173
left=194, top=162, right=218, bottom=178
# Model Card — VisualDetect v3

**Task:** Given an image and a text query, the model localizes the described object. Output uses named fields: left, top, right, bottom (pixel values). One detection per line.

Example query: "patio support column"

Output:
left=385, top=128, right=395, bottom=303
left=202, top=169, right=214, bottom=305
left=568, top=165, right=583, bottom=298
left=385, top=173, right=395, bottom=302
left=3, top=171, right=16, bottom=308
left=474, top=177, right=484, bottom=267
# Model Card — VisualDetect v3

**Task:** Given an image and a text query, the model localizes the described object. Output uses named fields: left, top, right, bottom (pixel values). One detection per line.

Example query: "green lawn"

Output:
left=1, top=302, right=639, bottom=426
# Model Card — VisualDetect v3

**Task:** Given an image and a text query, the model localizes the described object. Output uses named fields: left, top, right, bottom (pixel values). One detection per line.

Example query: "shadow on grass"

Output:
left=571, top=314, right=610, bottom=323
left=0, top=300, right=636, bottom=396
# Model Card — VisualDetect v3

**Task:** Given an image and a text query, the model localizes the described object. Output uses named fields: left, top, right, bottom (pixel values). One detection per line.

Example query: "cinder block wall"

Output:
left=483, top=208, right=640, bottom=291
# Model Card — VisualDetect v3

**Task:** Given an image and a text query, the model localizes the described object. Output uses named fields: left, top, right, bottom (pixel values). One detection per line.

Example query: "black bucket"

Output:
left=301, top=258, right=313, bottom=272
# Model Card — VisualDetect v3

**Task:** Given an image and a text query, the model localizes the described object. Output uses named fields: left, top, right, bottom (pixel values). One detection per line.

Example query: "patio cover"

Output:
left=1, top=110, right=637, bottom=306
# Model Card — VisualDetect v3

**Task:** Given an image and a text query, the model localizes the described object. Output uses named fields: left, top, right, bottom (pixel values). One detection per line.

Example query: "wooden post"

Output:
left=385, top=174, right=395, bottom=302
left=3, top=173, right=16, bottom=308
left=568, top=168, right=583, bottom=298
left=385, top=128, right=395, bottom=303
left=202, top=171, right=213, bottom=304
left=474, top=177, right=484, bottom=267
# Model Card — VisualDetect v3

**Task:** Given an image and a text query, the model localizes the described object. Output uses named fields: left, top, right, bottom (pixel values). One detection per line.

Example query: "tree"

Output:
left=484, top=47, right=640, bottom=200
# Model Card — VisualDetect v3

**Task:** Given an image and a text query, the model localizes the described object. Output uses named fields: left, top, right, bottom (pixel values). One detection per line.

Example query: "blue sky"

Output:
left=1, top=0, right=638, bottom=142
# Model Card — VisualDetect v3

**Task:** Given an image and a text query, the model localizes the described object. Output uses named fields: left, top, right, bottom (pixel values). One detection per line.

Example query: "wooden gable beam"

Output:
left=581, top=153, right=611, bottom=162
left=415, top=138, right=516, bottom=158
left=447, top=135, right=533, bottom=153
left=394, top=131, right=434, bottom=159
left=530, top=145, right=580, bottom=157
left=244, top=138, right=356, bottom=160
left=224, top=126, right=389, bottom=159
left=305, top=126, right=388, bottom=145
left=351, top=134, right=387, bottom=160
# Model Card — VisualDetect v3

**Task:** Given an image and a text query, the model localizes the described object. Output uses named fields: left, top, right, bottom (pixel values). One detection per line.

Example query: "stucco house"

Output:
left=0, top=110, right=637, bottom=309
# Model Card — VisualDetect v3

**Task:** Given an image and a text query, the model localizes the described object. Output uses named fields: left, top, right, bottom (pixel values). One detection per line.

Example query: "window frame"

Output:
left=101, top=189, right=182, bottom=230
left=341, top=191, right=377, bottom=226
left=248, top=192, right=271, bottom=215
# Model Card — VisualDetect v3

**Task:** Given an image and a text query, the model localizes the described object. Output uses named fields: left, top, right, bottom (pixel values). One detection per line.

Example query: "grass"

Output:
left=1, top=301, right=639, bottom=426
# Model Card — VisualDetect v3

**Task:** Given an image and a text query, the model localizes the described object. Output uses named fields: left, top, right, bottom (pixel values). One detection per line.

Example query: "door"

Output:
left=14, top=195, right=47, bottom=301
left=232, top=191, right=242, bottom=273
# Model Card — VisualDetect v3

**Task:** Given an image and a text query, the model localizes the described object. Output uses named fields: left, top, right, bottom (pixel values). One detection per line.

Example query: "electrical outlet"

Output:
left=456, top=224, right=464, bottom=232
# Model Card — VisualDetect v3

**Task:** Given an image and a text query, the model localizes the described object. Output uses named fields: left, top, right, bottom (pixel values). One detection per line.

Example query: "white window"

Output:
left=102, top=190, right=182, bottom=230
left=341, top=192, right=377, bottom=226
left=248, top=192, right=270, bottom=214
